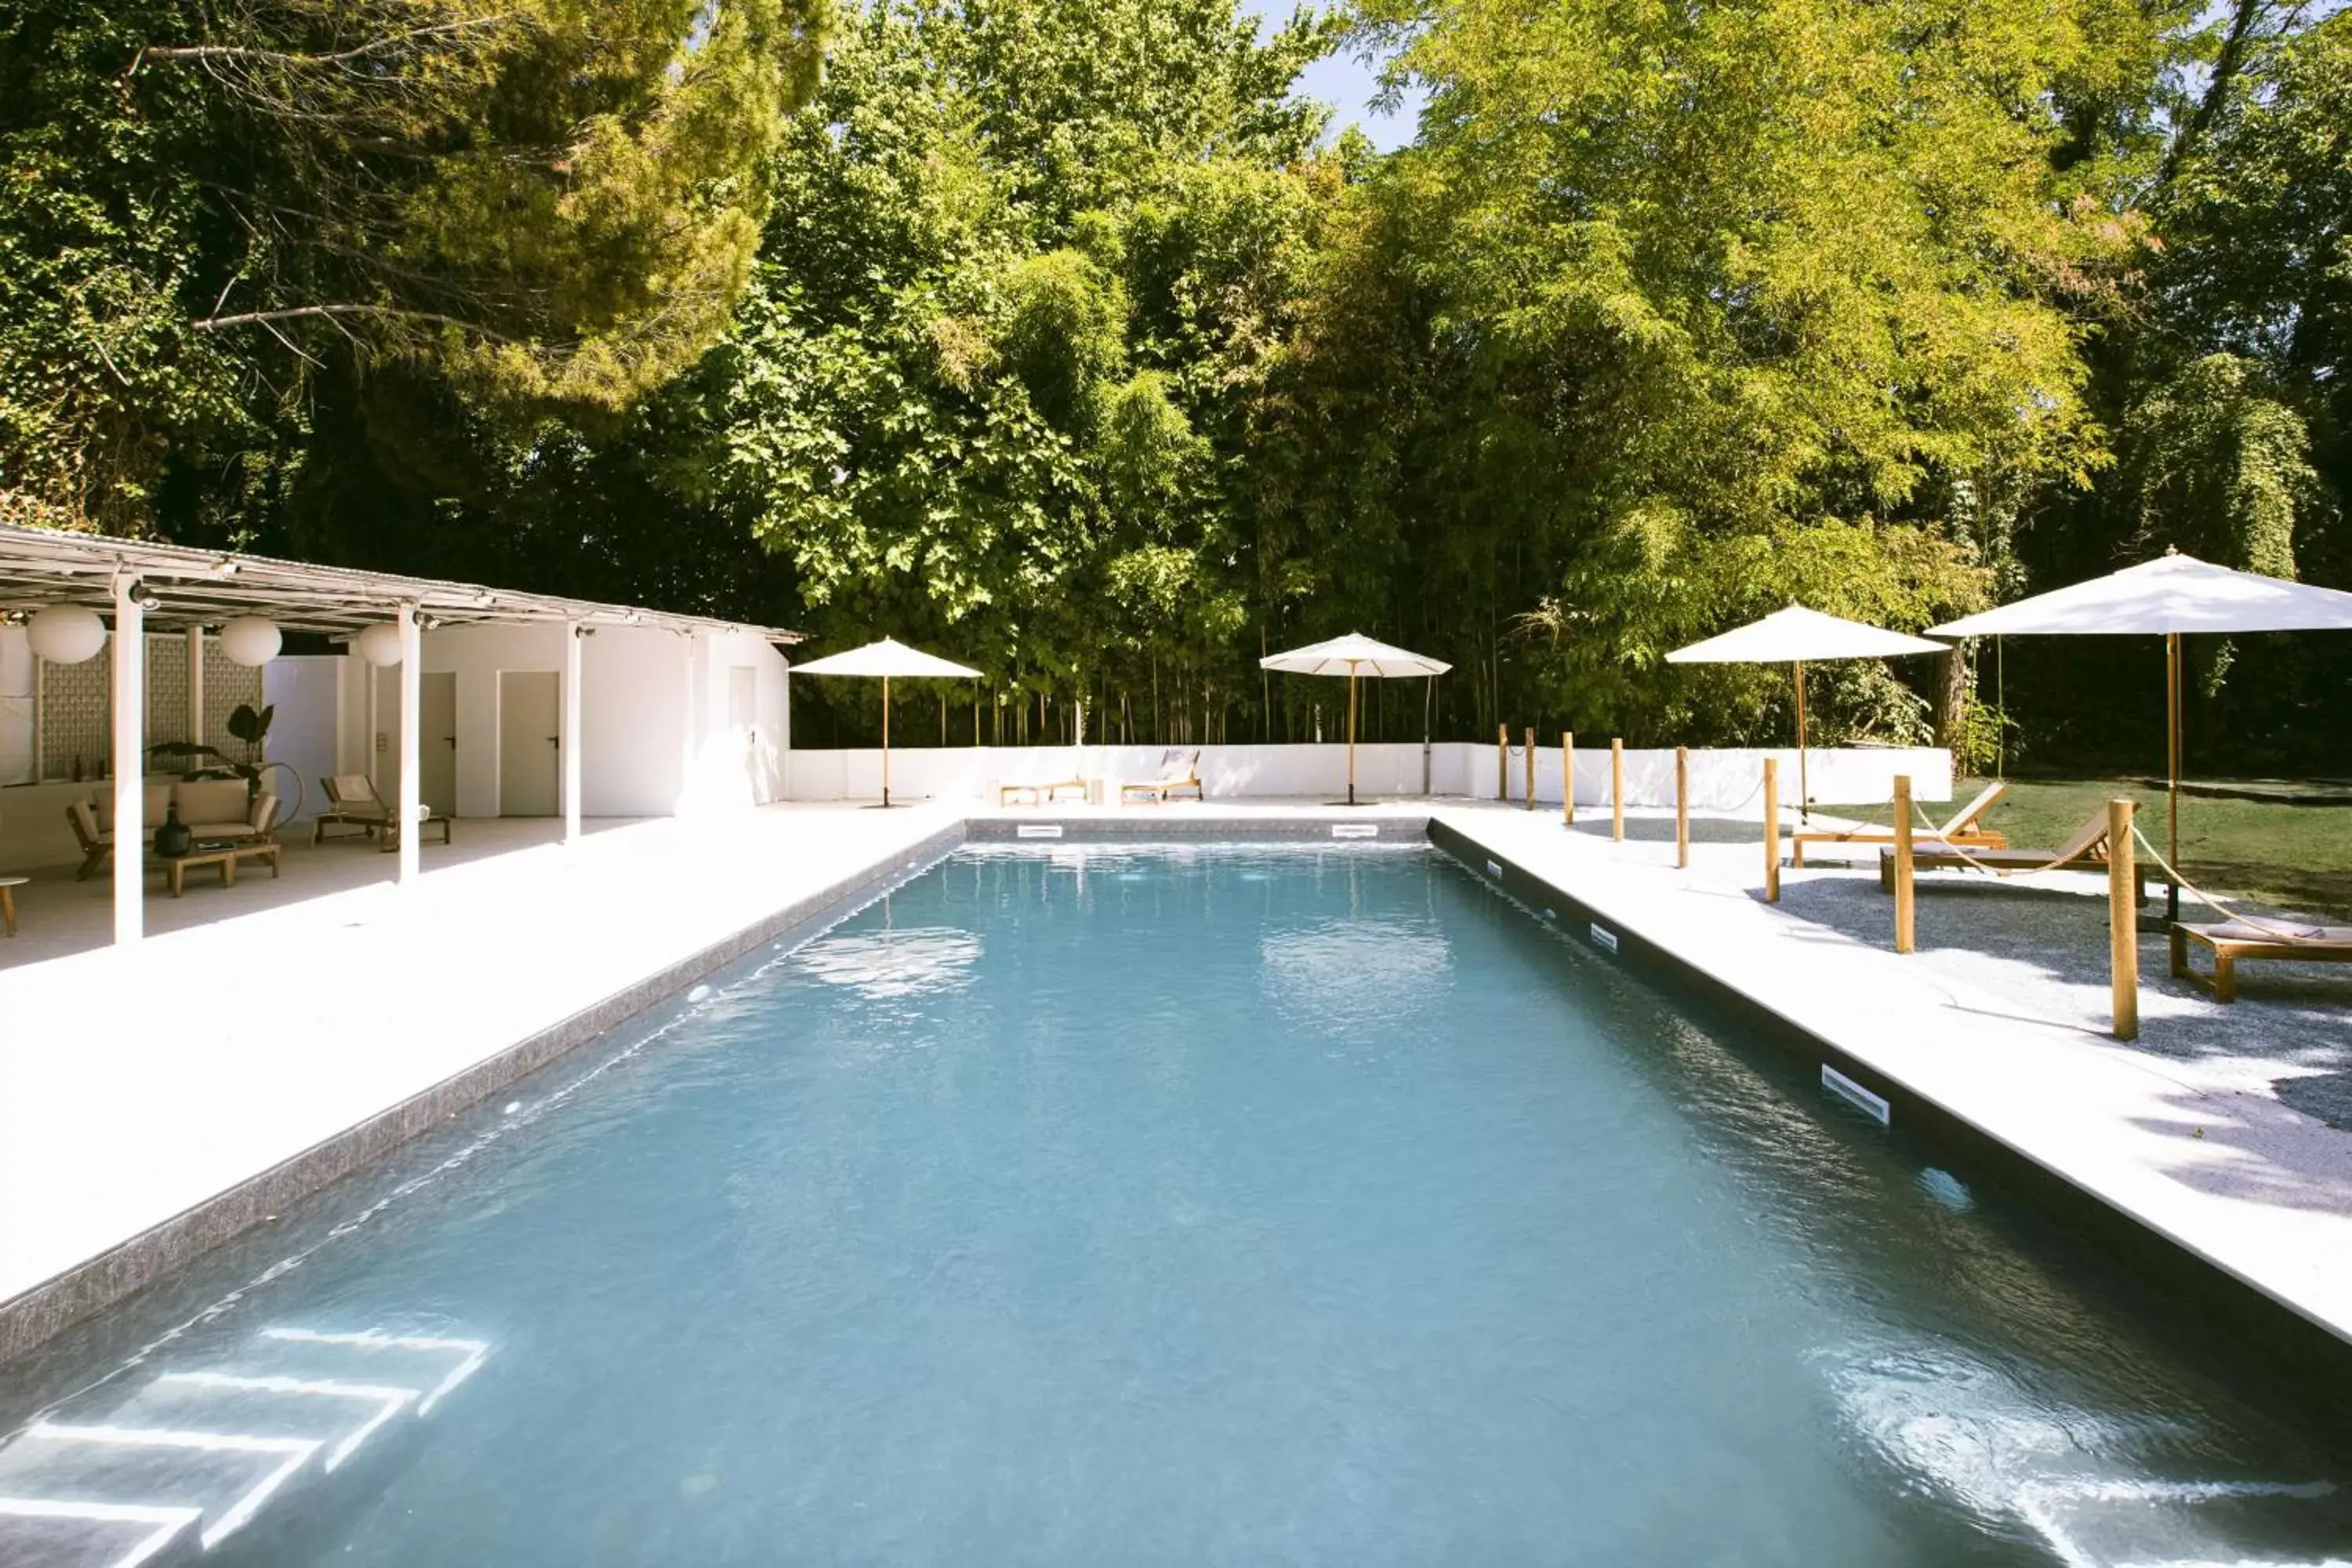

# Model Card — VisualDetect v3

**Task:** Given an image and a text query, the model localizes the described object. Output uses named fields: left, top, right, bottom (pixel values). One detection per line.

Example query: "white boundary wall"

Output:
left=782, top=741, right=1951, bottom=810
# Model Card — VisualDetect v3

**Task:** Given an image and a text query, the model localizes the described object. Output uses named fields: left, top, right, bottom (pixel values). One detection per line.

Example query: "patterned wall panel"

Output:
left=36, top=635, right=268, bottom=780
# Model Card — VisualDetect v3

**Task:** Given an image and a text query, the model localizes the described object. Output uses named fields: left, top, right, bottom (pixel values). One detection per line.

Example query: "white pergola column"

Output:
left=563, top=622, right=583, bottom=846
left=111, top=578, right=144, bottom=947
left=186, top=625, right=203, bottom=747
left=397, top=602, right=422, bottom=887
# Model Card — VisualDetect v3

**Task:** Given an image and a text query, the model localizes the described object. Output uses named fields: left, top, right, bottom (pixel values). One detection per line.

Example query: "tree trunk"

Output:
left=1932, top=647, right=1969, bottom=754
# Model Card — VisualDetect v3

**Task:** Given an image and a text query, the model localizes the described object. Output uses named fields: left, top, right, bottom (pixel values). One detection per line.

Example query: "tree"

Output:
left=0, top=0, right=826, bottom=535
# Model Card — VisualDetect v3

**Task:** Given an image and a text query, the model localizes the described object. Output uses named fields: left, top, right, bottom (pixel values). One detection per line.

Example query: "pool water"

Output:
left=5, top=844, right=2351, bottom=1566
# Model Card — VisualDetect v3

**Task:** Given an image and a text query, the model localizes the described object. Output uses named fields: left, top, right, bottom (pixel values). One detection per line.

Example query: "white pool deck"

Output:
left=4, top=796, right=2351, bottom=1363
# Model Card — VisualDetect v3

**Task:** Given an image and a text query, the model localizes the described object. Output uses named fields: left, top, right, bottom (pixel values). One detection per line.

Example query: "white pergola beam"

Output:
left=397, top=602, right=421, bottom=887
left=111, top=577, right=143, bottom=947
left=563, top=622, right=583, bottom=846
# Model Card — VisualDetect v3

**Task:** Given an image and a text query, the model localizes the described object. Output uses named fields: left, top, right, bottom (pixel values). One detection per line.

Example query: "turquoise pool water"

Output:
left=4, top=843, right=2350, bottom=1565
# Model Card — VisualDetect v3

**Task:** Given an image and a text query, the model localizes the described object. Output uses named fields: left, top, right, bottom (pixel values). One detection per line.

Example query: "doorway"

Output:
left=499, top=670, right=561, bottom=817
left=420, top=672, right=457, bottom=821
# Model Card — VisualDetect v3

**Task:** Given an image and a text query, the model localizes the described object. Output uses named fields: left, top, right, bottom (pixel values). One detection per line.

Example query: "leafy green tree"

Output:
left=0, top=0, right=823, bottom=535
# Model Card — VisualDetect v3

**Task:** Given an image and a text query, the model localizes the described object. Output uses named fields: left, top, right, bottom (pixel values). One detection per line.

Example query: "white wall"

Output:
left=316, top=625, right=789, bottom=822
left=0, top=626, right=31, bottom=787
left=680, top=631, right=789, bottom=815
left=261, top=655, right=342, bottom=822
left=778, top=740, right=1953, bottom=810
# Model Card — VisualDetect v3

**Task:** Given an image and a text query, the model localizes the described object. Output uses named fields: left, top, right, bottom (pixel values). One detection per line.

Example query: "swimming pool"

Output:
left=3, top=842, right=2349, bottom=1565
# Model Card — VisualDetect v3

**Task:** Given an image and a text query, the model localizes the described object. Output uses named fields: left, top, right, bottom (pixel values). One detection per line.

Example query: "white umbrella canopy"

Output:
left=1930, top=552, right=2352, bottom=637
left=1930, top=550, right=2352, bottom=913
left=1261, top=632, right=1452, bottom=804
left=1666, top=606, right=1947, bottom=815
left=790, top=637, right=982, bottom=680
left=1666, top=605, right=1947, bottom=664
left=1260, top=632, right=1453, bottom=679
left=789, top=637, right=980, bottom=807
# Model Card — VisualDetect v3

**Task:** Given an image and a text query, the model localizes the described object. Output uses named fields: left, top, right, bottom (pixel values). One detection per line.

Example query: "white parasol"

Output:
left=1667, top=605, right=1947, bottom=815
left=1261, top=633, right=1452, bottom=805
left=790, top=637, right=981, bottom=807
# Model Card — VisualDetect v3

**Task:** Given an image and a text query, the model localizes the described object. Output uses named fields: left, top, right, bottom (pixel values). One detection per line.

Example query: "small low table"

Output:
left=154, top=840, right=281, bottom=897
left=0, top=875, right=24, bottom=937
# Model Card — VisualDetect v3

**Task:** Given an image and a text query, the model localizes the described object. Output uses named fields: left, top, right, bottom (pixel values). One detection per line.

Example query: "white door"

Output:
left=420, top=672, right=457, bottom=821
left=729, top=666, right=760, bottom=805
left=499, top=671, right=561, bottom=817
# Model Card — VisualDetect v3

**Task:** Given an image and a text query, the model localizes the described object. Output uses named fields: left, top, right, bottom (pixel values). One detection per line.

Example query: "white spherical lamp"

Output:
left=25, top=605, right=107, bottom=664
left=218, top=615, right=281, bottom=667
left=353, top=622, right=405, bottom=667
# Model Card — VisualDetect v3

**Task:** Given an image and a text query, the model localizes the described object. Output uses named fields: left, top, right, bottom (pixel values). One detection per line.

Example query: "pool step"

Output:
left=0, top=1323, right=487, bottom=1566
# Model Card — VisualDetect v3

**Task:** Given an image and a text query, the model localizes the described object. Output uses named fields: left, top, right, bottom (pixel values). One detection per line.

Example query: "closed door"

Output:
left=728, top=666, right=757, bottom=732
left=499, top=671, right=561, bottom=817
left=420, top=672, right=457, bottom=821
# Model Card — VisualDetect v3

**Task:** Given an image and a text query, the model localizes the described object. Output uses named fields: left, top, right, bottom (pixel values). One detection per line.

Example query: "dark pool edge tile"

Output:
left=0, top=821, right=970, bottom=1368
left=1425, top=817, right=2352, bottom=1451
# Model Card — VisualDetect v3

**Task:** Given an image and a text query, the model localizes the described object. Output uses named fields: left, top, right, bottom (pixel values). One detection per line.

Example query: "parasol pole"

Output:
left=1346, top=666, right=1359, bottom=807
left=2166, top=631, right=2182, bottom=921
left=1794, top=659, right=1810, bottom=822
left=881, top=673, right=891, bottom=808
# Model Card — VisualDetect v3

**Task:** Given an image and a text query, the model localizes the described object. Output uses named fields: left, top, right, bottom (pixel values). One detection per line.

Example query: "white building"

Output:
left=0, top=525, right=797, bottom=943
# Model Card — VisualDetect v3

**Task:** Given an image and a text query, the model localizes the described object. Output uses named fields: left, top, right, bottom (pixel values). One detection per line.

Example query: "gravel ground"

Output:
left=1588, top=809, right=2352, bottom=1121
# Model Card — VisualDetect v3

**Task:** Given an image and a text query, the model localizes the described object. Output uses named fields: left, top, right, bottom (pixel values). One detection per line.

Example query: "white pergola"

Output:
left=0, top=524, right=800, bottom=946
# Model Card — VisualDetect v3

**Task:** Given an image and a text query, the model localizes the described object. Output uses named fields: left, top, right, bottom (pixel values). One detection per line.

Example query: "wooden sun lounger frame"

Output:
left=998, top=777, right=1089, bottom=807
left=1792, top=780, right=2009, bottom=867
left=1120, top=750, right=1203, bottom=805
left=1877, top=805, right=2151, bottom=902
left=2170, top=921, right=2352, bottom=1002
left=314, top=775, right=452, bottom=851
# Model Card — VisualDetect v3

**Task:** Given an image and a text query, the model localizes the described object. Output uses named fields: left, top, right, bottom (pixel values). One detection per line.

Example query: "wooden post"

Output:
left=1893, top=773, right=1915, bottom=954
left=1497, top=724, right=1508, bottom=802
left=1763, top=758, right=1780, bottom=902
left=1524, top=727, right=1536, bottom=811
left=1610, top=739, right=1625, bottom=841
left=2110, top=797, right=2139, bottom=1040
left=2165, top=632, right=2182, bottom=921
left=1675, top=746, right=1690, bottom=869
left=1563, top=731, right=1575, bottom=826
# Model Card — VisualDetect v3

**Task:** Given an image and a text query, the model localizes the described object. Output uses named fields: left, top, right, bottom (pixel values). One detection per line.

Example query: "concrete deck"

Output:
left=0, top=804, right=967, bottom=1350
left=4, top=794, right=2351, bottom=1374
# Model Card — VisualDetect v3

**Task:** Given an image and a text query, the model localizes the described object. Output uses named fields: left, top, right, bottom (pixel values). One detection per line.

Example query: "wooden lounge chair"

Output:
left=998, top=751, right=1090, bottom=807
left=1878, top=805, right=2150, bottom=901
left=314, top=773, right=452, bottom=851
left=2171, top=920, right=2352, bottom=1002
left=1794, top=780, right=2008, bottom=866
left=1121, top=749, right=1203, bottom=804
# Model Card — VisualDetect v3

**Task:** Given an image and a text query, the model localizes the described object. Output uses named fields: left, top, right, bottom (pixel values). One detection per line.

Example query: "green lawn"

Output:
left=1816, top=776, right=2352, bottom=919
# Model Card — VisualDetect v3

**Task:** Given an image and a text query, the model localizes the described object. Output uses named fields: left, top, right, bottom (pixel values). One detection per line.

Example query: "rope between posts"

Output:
left=1889, top=802, right=2343, bottom=948
left=1901, top=801, right=2098, bottom=879
left=2126, top=823, right=2347, bottom=945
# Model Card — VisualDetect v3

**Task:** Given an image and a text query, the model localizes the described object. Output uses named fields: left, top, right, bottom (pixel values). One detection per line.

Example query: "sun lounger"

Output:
left=1120, top=749, right=1203, bottom=804
left=1794, top=781, right=2008, bottom=866
left=1878, top=805, right=2150, bottom=901
left=998, top=751, right=1091, bottom=807
left=2170, top=920, right=2352, bottom=1002
left=314, top=774, right=451, bottom=850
